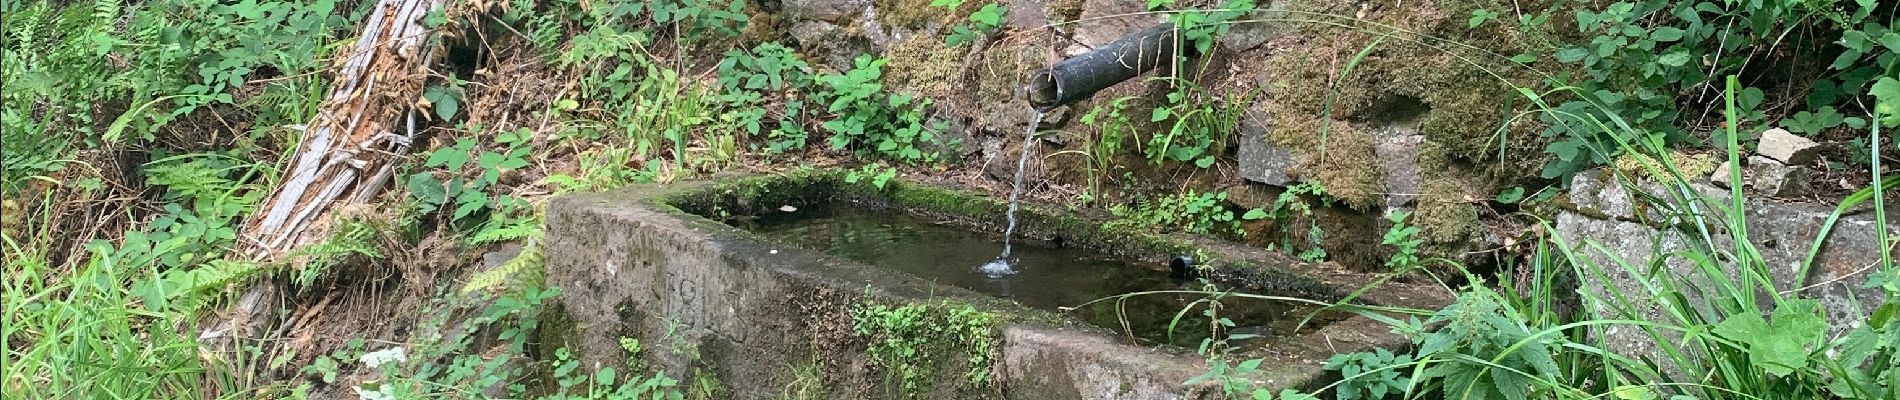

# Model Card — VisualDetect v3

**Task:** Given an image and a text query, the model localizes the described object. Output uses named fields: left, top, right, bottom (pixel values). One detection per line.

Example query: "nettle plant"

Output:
left=407, top=127, right=533, bottom=229
left=815, top=56, right=949, bottom=164
left=1264, top=182, right=1330, bottom=262
left=716, top=42, right=816, bottom=154
left=1148, top=0, right=1255, bottom=56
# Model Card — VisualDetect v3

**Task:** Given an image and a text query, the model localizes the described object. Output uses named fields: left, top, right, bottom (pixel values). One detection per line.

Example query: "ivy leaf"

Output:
left=1278, top=390, right=1319, bottom=400
left=425, top=141, right=472, bottom=169
left=1546, top=139, right=1584, bottom=161
left=1242, top=208, right=1268, bottom=220
left=1468, top=9, right=1495, bottom=28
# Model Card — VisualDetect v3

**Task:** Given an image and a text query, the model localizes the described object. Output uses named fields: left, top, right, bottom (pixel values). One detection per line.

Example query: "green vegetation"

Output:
left=1109, top=190, right=1267, bottom=237
left=1263, top=182, right=1332, bottom=263
left=1379, top=209, right=1422, bottom=273
left=1323, top=348, right=1413, bottom=400
left=1181, top=72, right=1897, bottom=400
left=938, top=1, right=1009, bottom=47
left=817, top=56, right=950, bottom=164
left=6, top=0, right=1897, bottom=398
left=849, top=300, right=998, bottom=398
left=717, top=42, right=816, bottom=154
left=1532, top=0, right=1898, bottom=179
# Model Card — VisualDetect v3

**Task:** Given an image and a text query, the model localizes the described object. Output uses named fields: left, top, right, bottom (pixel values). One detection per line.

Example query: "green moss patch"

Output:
left=884, top=36, right=966, bottom=98
left=1258, top=0, right=1567, bottom=192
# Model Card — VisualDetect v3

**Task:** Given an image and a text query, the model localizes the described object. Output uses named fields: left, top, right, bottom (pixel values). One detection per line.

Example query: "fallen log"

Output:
left=242, top=0, right=449, bottom=259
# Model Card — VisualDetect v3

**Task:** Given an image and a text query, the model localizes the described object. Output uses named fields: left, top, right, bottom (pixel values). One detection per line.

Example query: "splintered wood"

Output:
left=243, top=0, right=449, bottom=259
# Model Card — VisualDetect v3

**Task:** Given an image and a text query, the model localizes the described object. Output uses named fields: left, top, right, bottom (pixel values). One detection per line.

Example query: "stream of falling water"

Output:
left=980, top=109, right=1044, bottom=277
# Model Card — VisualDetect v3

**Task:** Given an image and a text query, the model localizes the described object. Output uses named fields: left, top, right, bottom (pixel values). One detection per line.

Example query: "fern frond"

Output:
left=461, top=234, right=545, bottom=297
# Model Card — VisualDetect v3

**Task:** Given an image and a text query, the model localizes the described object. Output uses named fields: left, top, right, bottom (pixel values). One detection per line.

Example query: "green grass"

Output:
left=1, top=238, right=235, bottom=399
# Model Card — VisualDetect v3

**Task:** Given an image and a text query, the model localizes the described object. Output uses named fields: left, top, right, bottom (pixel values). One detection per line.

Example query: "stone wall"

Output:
left=1553, top=169, right=1895, bottom=372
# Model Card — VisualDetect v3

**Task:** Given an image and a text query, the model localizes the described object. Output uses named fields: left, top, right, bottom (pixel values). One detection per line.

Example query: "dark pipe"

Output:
left=1028, top=24, right=1192, bottom=111
left=1168, top=255, right=1198, bottom=279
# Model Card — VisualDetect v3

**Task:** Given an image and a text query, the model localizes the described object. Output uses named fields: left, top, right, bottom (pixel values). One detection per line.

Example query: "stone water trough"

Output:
left=543, top=170, right=1449, bottom=399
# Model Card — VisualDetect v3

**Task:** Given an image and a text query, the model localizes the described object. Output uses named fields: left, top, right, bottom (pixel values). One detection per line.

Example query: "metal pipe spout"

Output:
left=1027, top=23, right=1194, bottom=111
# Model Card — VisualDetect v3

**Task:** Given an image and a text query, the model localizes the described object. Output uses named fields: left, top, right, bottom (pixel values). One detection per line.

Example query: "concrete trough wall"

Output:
left=543, top=172, right=1445, bottom=399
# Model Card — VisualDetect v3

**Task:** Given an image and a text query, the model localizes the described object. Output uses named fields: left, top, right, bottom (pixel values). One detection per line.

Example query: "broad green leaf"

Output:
left=1871, top=77, right=1900, bottom=127
left=1657, top=51, right=1691, bottom=67
left=406, top=173, right=446, bottom=205
left=1650, top=27, right=1684, bottom=41
left=1496, top=187, right=1525, bottom=204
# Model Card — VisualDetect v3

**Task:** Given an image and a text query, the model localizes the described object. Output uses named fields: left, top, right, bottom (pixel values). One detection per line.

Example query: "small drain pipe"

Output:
left=1169, top=255, right=1198, bottom=279
left=1027, top=24, right=1194, bottom=111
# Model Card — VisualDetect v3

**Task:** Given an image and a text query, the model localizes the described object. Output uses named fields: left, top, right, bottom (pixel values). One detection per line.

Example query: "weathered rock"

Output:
left=1556, top=169, right=1894, bottom=377
left=789, top=21, right=878, bottom=70
left=1007, top=0, right=1049, bottom=29
left=1565, top=168, right=1727, bottom=223
left=1236, top=107, right=1297, bottom=186
left=1216, top=2, right=1290, bottom=52
left=1708, top=156, right=1814, bottom=197
left=781, top=0, right=870, bottom=22
left=1373, top=124, right=1425, bottom=208
left=1746, top=155, right=1813, bottom=198
left=479, top=242, right=524, bottom=270
left=1223, top=182, right=1285, bottom=211
left=1072, top=0, right=1158, bottom=48
left=1756, top=128, right=1820, bottom=165
left=1707, top=158, right=1736, bottom=188
left=984, top=136, right=1045, bottom=184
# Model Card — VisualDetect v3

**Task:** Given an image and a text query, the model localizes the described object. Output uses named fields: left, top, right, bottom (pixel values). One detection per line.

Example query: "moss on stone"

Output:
left=883, top=36, right=966, bottom=98
left=1266, top=115, right=1384, bottom=210
left=1257, top=0, right=1569, bottom=197
left=875, top=0, right=939, bottom=30
left=1412, top=177, right=1485, bottom=250
left=737, top=11, right=788, bottom=47
left=1613, top=150, right=1717, bottom=183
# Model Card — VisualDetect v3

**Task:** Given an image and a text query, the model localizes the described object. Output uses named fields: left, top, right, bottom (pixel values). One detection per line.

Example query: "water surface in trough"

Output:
left=733, top=203, right=1322, bottom=347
